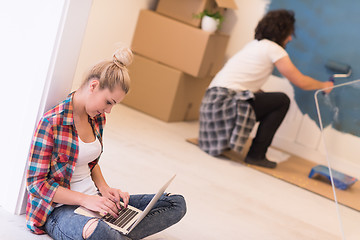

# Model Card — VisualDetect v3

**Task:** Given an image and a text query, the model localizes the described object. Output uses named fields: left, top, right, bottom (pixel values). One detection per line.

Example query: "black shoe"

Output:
left=244, top=156, right=277, bottom=169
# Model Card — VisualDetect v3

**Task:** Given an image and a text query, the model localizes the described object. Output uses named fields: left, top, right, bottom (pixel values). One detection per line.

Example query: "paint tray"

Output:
left=308, top=165, right=358, bottom=190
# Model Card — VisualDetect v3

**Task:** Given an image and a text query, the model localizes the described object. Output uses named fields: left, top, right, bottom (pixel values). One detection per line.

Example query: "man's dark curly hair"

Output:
left=255, top=9, right=295, bottom=47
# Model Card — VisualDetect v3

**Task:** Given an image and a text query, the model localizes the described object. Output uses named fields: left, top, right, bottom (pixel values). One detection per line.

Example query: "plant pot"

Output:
left=201, top=15, right=219, bottom=33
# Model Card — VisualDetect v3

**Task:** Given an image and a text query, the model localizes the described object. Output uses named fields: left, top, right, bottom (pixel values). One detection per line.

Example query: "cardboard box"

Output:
left=156, top=0, right=237, bottom=27
left=131, top=10, right=229, bottom=78
left=122, top=54, right=211, bottom=122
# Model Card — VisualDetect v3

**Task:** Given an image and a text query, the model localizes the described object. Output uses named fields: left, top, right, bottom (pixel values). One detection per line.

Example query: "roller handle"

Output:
left=321, top=77, right=335, bottom=95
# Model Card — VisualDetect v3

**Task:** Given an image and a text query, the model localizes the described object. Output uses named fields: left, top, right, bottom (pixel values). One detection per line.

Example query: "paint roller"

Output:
left=320, top=60, right=351, bottom=94
left=325, top=60, right=352, bottom=81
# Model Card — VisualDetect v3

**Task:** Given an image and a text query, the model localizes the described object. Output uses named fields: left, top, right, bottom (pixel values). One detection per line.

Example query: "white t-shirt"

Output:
left=70, top=136, right=101, bottom=196
left=209, top=39, right=288, bottom=92
left=55, top=136, right=101, bottom=207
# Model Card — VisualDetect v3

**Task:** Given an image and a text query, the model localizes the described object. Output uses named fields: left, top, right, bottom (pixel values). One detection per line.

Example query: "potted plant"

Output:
left=194, top=10, right=224, bottom=33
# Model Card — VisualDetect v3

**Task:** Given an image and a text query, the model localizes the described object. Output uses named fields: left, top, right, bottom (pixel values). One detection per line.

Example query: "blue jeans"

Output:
left=44, top=194, right=186, bottom=240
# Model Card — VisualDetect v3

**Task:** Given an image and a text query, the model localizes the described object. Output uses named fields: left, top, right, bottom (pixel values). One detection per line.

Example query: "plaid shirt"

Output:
left=26, top=92, right=105, bottom=234
left=199, top=87, right=256, bottom=156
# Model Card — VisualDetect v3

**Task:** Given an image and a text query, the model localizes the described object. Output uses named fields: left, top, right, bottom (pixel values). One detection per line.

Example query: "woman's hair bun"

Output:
left=113, top=46, right=133, bottom=67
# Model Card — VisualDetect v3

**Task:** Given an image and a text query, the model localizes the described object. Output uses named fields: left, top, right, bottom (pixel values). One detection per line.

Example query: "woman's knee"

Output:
left=278, top=92, right=290, bottom=107
left=167, top=194, right=187, bottom=221
left=83, top=218, right=99, bottom=239
left=84, top=219, right=125, bottom=240
left=275, top=93, right=290, bottom=114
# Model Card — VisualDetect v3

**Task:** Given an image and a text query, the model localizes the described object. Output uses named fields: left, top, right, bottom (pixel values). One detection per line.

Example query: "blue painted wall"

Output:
left=268, top=0, right=360, bottom=137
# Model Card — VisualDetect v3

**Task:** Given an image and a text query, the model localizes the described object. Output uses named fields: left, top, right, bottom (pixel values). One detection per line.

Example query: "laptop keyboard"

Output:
left=102, top=207, right=139, bottom=229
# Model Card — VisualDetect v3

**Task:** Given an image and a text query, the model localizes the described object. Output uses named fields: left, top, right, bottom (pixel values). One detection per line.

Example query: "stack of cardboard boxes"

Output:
left=122, top=0, right=237, bottom=122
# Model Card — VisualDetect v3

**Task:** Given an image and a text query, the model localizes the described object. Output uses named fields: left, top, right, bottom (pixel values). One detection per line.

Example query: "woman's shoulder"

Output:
left=241, top=39, right=283, bottom=53
left=252, top=39, right=287, bottom=56
left=42, top=93, right=74, bottom=125
left=256, top=39, right=283, bottom=49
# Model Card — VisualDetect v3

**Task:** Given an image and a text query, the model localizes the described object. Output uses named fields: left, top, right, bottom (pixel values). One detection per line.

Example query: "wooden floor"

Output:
left=1, top=104, right=360, bottom=240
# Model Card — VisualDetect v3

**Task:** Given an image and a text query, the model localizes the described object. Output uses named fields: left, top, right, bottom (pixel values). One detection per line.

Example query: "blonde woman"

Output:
left=26, top=47, right=186, bottom=239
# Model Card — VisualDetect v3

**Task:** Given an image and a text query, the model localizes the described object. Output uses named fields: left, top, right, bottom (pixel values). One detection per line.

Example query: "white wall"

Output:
left=72, top=0, right=158, bottom=90
left=0, top=0, right=93, bottom=214
left=221, top=0, right=270, bottom=58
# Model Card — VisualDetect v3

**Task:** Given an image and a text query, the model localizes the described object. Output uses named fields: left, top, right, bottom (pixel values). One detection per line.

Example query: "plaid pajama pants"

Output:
left=198, top=87, right=256, bottom=156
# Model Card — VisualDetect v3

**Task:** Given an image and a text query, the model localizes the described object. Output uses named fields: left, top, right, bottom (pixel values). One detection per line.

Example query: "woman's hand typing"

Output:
left=81, top=194, right=120, bottom=218
left=99, top=186, right=130, bottom=210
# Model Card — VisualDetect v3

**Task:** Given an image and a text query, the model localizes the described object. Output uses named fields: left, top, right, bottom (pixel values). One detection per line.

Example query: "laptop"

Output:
left=74, top=174, right=176, bottom=235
